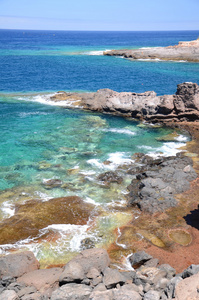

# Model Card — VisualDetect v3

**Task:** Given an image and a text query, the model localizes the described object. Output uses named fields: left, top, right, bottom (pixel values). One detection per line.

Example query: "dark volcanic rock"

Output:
left=97, top=171, right=123, bottom=185
left=126, top=153, right=197, bottom=213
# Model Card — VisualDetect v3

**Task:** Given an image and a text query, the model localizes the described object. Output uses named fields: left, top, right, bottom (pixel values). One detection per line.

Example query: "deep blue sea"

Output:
left=0, top=30, right=199, bottom=266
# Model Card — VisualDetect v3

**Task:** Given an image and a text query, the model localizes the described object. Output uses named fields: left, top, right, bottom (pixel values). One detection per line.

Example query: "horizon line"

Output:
left=0, top=28, right=199, bottom=33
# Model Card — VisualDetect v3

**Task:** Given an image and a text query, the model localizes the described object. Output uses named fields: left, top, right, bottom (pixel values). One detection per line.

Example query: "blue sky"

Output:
left=0, top=0, right=199, bottom=31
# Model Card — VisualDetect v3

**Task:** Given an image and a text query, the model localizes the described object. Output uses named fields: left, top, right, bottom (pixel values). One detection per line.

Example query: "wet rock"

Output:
left=80, top=238, right=95, bottom=250
left=0, top=196, right=94, bottom=244
left=97, top=171, right=123, bottom=185
left=42, top=178, right=63, bottom=189
left=129, top=251, right=153, bottom=269
left=0, top=251, right=39, bottom=279
left=103, top=267, right=126, bottom=289
left=51, top=283, right=92, bottom=300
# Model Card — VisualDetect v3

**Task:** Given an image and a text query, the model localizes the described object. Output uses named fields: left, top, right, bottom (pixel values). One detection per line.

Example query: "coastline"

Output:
left=103, top=39, right=199, bottom=62
left=1, top=84, right=199, bottom=299
left=49, top=82, right=199, bottom=273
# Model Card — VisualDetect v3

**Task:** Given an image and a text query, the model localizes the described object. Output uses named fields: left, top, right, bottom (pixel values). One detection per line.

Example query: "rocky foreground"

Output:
left=1, top=249, right=199, bottom=300
left=51, top=82, right=199, bottom=123
left=103, top=39, right=199, bottom=62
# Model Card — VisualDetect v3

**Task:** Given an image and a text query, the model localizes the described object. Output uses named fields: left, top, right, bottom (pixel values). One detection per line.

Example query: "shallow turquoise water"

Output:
left=0, top=30, right=197, bottom=265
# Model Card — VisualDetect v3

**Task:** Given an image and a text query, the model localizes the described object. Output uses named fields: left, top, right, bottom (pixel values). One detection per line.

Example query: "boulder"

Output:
left=59, top=248, right=110, bottom=284
left=103, top=267, right=126, bottom=289
left=0, top=290, right=19, bottom=300
left=17, top=268, right=62, bottom=296
left=129, top=251, right=153, bottom=269
left=0, top=251, right=39, bottom=279
left=175, top=272, right=199, bottom=300
left=51, top=283, right=92, bottom=300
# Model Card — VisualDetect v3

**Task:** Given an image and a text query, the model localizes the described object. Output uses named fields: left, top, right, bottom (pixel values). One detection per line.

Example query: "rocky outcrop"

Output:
left=50, top=82, right=199, bottom=123
left=1, top=250, right=199, bottom=299
left=126, top=153, right=197, bottom=214
left=103, top=39, right=199, bottom=62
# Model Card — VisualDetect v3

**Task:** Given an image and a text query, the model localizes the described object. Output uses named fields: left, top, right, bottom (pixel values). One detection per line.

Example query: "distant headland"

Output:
left=103, top=39, right=199, bottom=62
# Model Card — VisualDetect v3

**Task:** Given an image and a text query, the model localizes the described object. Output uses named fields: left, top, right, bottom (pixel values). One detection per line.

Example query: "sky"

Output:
left=0, top=0, right=199, bottom=31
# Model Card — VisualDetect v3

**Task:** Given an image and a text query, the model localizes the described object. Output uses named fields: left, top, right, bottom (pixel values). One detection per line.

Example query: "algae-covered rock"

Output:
left=0, top=196, right=95, bottom=245
left=168, top=229, right=192, bottom=246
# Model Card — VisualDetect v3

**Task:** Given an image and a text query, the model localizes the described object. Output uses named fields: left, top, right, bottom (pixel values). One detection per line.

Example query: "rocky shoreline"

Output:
left=50, top=82, right=199, bottom=123
left=1, top=249, right=199, bottom=299
left=1, top=83, right=199, bottom=299
left=103, top=39, right=199, bottom=62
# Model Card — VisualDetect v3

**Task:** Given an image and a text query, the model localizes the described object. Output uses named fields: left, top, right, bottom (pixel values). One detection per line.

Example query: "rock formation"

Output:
left=103, top=39, right=199, bottom=62
left=50, top=82, right=199, bottom=123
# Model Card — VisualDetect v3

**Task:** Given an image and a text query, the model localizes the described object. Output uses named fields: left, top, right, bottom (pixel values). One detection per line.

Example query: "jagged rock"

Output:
left=0, top=252, right=39, bottom=279
left=129, top=251, right=153, bottom=269
left=97, top=171, right=123, bottom=185
left=59, top=248, right=110, bottom=284
left=181, top=264, right=199, bottom=278
left=158, top=264, right=176, bottom=279
left=51, top=82, right=199, bottom=123
left=103, top=267, right=126, bottom=289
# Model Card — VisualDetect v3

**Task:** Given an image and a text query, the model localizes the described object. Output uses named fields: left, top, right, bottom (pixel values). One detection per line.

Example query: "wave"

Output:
left=102, top=128, right=136, bottom=136
left=81, top=49, right=111, bottom=56
left=16, top=93, right=81, bottom=107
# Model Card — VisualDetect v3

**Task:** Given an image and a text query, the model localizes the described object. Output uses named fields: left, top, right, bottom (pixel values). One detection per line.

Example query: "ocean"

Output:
left=0, top=29, right=198, bottom=267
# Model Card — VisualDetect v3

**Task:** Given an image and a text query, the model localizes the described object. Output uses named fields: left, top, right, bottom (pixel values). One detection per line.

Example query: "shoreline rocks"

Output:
left=1, top=249, right=199, bottom=299
left=50, top=82, right=199, bottom=123
left=126, top=152, right=197, bottom=214
left=103, top=39, right=199, bottom=62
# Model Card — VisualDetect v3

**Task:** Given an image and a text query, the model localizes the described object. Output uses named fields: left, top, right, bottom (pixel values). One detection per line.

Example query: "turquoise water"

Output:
left=0, top=30, right=197, bottom=265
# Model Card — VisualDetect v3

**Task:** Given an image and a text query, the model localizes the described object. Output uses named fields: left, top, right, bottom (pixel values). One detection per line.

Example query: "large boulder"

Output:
left=17, top=267, right=63, bottom=296
left=59, top=248, right=110, bottom=284
left=0, top=251, right=39, bottom=279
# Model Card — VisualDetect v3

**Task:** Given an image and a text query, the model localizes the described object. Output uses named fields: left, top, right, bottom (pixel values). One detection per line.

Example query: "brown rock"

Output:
left=0, top=196, right=95, bottom=244
left=0, top=251, right=39, bottom=279
left=17, top=268, right=63, bottom=296
left=174, top=272, right=199, bottom=300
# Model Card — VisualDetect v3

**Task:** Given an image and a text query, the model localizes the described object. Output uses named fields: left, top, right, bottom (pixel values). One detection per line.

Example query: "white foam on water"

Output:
left=137, top=145, right=154, bottom=150
left=148, top=142, right=186, bottom=158
left=87, top=152, right=133, bottom=171
left=1, top=201, right=15, bottom=218
left=123, top=253, right=135, bottom=271
left=108, top=152, right=134, bottom=166
left=102, top=128, right=136, bottom=136
left=115, top=228, right=127, bottom=249
left=17, top=94, right=81, bottom=108
left=82, top=49, right=111, bottom=56
left=84, top=196, right=100, bottom=206
left=174, top=134, right=189, bottom=142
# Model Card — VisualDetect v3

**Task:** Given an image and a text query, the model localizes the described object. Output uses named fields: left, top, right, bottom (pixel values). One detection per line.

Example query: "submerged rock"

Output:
left=0, top=196, right=95, bottom=244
